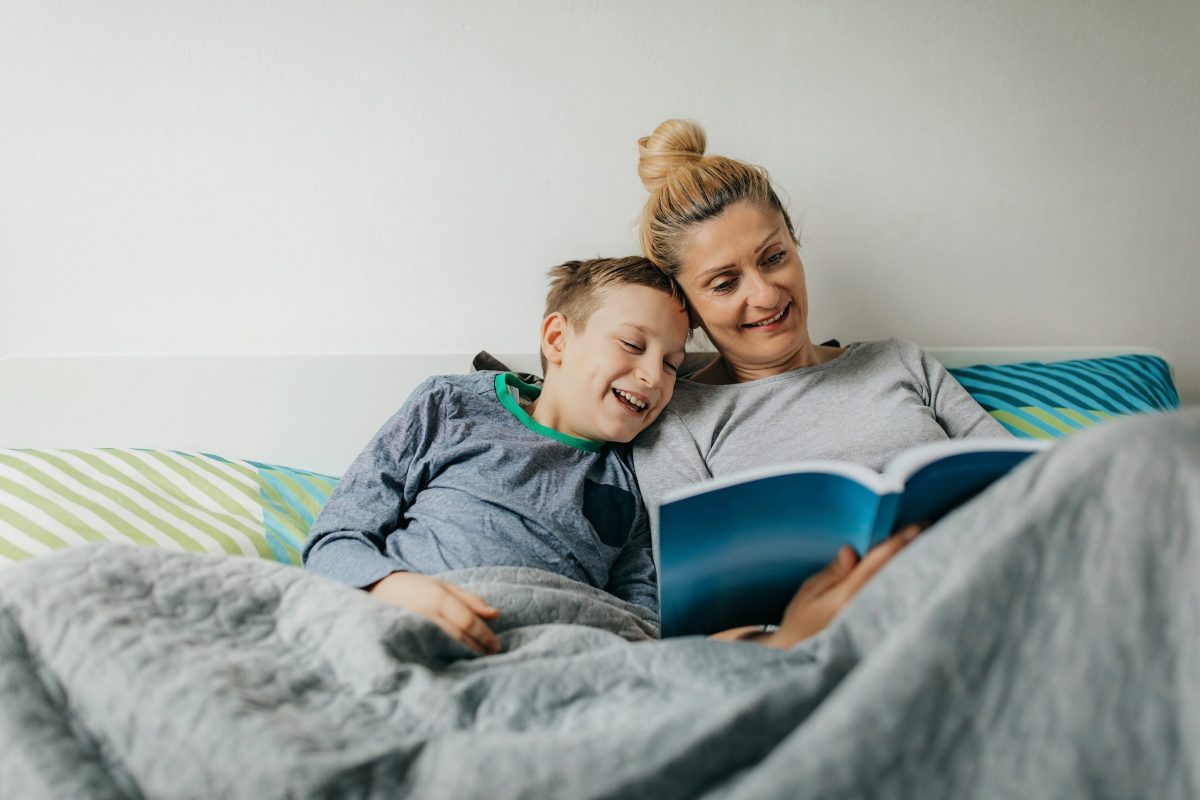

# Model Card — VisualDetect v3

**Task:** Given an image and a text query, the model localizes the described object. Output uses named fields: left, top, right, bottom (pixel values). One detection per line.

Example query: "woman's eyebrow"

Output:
left=693, top=227, right=782, bottom=283
left=754, top=227, right=782, bottom=254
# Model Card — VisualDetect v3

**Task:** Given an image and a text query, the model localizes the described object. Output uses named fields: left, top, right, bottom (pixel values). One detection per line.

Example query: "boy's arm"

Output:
left=603, top=510, right=659, bottom=615
left=302, top=378, right=442, bottom=588
left=368, top=571, right=501, bottom=655
left=304, top=377, right=504, bottom=655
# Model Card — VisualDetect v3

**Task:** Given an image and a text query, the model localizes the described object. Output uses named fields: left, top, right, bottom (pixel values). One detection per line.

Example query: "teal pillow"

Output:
left=248, top=459, right=341, bottom=564
left=948, top=354, right=1179, bottom=439
left=0, top=449, right=339, bottom=567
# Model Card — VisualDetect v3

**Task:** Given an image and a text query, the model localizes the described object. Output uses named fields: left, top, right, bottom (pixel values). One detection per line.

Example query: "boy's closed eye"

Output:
left=620, top=338, right=683, bottom=374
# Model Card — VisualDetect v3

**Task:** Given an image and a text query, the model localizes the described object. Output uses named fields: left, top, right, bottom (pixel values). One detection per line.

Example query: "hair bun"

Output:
left=637, top=118, right=707, bottom=193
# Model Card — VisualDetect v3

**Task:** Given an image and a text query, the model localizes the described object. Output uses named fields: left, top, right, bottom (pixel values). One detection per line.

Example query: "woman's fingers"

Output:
left=832, top=524, right=923, bottom=597
left=768, top=527, right=927, bottom=649
left=799, top=545, right=859, bottom=595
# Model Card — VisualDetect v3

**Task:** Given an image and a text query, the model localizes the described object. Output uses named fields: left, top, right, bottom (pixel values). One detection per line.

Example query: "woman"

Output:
left=633, top=118, right=1007, bottom=499
left=627, top=121, right=1200, bottom=795
left=632, top=119, right=1012, bottom=643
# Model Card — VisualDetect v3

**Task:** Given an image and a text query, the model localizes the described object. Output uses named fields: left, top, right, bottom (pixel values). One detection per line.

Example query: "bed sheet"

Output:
left=2, top=409, right=1198, bottom=798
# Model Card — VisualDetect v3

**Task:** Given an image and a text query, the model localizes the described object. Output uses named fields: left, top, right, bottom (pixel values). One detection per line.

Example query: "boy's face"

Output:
left=546, top=284, right=689, bottom=444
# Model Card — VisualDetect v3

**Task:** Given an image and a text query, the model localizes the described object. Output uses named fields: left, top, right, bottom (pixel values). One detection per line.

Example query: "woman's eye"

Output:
left=763, top=251, right=786, bottom=267
left=712, top=278, right=737, bottom=295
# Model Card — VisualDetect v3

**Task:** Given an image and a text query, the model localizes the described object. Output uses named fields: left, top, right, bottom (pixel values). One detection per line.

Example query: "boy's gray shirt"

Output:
left=303, top=371, right=657, bottom=612
left=633, top=338, right=1010, bottom=545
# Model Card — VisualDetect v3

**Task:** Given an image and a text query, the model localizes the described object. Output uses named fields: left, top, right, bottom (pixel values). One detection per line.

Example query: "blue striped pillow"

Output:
left=248, top=459, right=340, bottom=564
left=948, top=354, right=1179, bottom=439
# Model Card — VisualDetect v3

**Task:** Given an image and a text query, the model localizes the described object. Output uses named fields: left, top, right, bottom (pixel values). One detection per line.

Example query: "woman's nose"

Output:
left=743, top=271, right=780, bottom=308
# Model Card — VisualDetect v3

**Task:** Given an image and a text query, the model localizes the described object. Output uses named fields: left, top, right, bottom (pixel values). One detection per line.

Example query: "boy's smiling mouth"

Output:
left=612, top=388, right=649, bottom=414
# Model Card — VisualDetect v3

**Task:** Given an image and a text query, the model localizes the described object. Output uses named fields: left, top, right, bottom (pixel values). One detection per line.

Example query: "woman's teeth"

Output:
left=614, top=389, right=647, bottom=411
left=745, top=305, right=788, bottom=327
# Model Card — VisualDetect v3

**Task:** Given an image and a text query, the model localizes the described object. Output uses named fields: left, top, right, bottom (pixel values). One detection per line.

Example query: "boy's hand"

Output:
left=757, top=523, right=925, bottom=650
left=367, top=572, right=502, bottom=655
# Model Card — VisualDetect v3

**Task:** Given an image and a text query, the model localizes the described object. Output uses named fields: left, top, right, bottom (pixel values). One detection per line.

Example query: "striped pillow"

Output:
left=0, top=449, right=339, bottom=568
left=948, top=354, right=1179, bottom=439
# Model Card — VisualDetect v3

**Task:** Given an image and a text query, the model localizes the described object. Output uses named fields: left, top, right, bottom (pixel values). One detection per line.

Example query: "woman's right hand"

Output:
left=759, top=524, right=925, bottom=650
left=367, top=572, right=502, bottom=655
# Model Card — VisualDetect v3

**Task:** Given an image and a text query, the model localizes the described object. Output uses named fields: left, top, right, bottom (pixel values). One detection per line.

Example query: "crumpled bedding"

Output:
left=2, top=409, right=1199, bottom=799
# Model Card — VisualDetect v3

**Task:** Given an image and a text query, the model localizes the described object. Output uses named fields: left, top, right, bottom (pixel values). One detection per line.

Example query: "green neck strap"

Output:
left=493, top=372, right=604, bottom=453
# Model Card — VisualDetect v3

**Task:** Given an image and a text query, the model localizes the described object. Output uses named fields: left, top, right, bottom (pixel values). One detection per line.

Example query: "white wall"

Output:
left=3, top=1, right=1197, bottom=401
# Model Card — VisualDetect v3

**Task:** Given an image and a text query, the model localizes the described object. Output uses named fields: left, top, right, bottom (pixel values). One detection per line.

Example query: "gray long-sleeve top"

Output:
left=303, top=371, right=657, bottom=612
left=633, top=339, right=1010, bottom=547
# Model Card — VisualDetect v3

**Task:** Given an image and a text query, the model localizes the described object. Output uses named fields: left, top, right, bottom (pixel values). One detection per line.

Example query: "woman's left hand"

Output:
left=758, top=523, right=925, bottom=649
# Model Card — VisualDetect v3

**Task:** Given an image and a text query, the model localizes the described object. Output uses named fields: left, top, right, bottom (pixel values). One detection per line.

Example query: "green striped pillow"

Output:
left=948, top=354, right=1179, bottom=439
left=0, top=449, right=339, bottom=568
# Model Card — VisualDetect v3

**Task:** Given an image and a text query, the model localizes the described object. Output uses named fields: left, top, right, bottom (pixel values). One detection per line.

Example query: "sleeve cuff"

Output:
left=303, top=535, right=406, bottom=589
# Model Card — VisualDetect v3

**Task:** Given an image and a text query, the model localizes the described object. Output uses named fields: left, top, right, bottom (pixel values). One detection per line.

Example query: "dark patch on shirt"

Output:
left=583, top=481, right=636, bottom=548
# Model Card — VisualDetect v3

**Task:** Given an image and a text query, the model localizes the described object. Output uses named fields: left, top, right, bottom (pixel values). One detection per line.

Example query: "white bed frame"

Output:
left=0, top=348, right=1168, bottom=476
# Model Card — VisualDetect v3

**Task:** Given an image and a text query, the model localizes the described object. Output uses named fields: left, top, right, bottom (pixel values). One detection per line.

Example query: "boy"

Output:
left=302, top=256, right=689, bottom=655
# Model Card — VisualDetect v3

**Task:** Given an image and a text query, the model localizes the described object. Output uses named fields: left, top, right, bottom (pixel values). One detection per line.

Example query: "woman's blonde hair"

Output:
left=637, top=119, right=796, bottom=276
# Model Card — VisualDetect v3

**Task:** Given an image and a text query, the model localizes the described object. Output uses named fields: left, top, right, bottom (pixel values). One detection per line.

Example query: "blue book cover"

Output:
left=657, top=438, right=1050, bottom=637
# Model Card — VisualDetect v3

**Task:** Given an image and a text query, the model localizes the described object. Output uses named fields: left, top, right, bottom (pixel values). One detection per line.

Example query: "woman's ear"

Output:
left=540, top=311, right=569, bottom=368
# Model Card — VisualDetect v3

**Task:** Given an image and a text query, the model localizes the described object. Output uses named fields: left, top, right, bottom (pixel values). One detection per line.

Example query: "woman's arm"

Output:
left=906, top=341, right=1010, bottom=439
left=631, top=408, right=713, bottom=550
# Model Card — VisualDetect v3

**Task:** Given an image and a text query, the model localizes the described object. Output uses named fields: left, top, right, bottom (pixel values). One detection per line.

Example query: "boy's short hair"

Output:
left=541, top=256, right=685, bottom=372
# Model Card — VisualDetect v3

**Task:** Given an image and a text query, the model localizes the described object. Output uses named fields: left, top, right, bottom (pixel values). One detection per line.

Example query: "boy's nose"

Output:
left=636, top=361, right=663, bottom=388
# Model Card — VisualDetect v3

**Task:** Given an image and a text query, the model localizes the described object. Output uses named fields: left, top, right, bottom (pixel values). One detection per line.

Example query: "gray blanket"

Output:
left=3, top=409, right=1199, bottom=799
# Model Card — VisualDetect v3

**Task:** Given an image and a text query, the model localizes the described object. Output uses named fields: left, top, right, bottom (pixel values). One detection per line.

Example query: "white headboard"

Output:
left=0, top=347, right=1168, bottom=475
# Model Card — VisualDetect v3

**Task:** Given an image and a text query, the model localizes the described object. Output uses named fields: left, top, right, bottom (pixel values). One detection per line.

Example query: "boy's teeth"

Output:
left=615, top=389, right=647, bottom=409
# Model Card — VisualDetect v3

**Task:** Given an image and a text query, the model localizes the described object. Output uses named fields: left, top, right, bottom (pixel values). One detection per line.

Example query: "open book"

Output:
left=657, top=437, right=1051, bottom=637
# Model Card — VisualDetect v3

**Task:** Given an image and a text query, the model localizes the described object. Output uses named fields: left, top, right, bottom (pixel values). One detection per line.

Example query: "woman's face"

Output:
left=675, top=201, right=814, bottom=372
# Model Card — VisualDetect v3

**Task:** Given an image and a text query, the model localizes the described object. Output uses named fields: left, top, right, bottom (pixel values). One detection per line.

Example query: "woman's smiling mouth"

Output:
left=742, top=302, right=791, bottom=328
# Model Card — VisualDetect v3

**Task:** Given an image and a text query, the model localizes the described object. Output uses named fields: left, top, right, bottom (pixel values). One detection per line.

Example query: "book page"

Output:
left=885, top=437, right=1050, bottom=485
left=890, top=441, right=1051, bottom=530
left=660, top=459, right=892, bottom=505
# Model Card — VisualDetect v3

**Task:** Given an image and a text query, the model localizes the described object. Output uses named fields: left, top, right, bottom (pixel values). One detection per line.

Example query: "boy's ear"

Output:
left=541, top=311, right=569, bottom=368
